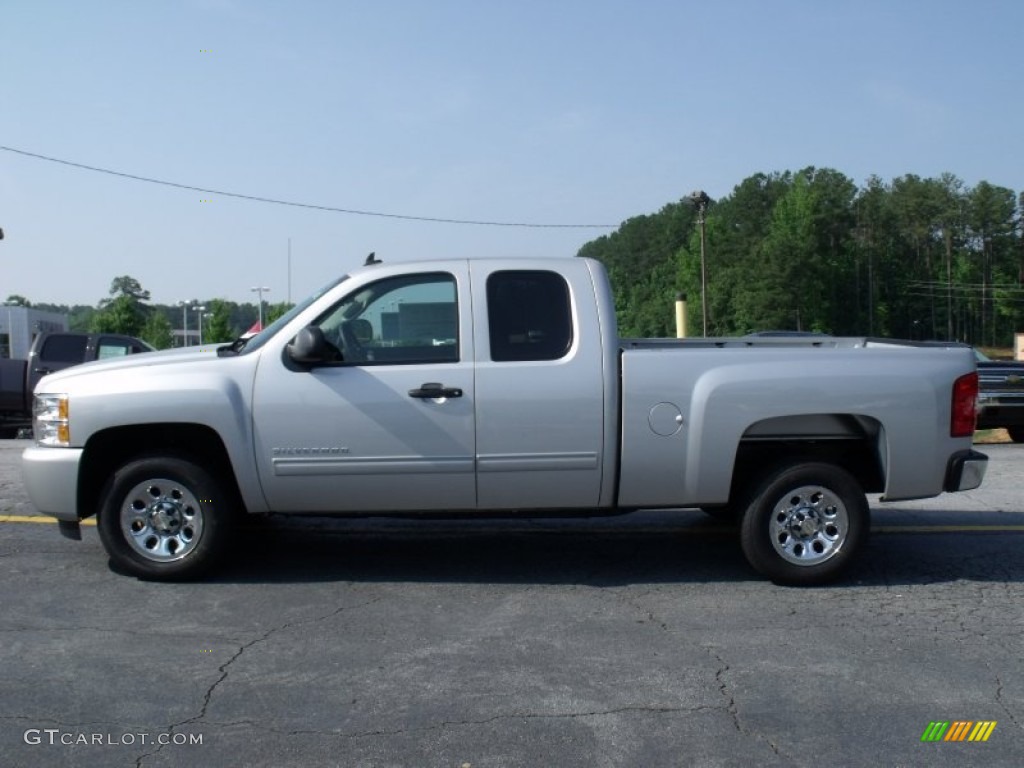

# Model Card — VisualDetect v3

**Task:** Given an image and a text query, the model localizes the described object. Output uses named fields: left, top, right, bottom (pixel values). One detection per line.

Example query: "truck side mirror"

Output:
left=286, top=326, right=342, bottom=365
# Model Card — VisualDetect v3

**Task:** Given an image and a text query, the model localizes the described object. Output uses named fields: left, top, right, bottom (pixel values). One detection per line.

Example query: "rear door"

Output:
left=471, top=262, right=607, bottom=509
left=28, top=334, right=87, bottom=393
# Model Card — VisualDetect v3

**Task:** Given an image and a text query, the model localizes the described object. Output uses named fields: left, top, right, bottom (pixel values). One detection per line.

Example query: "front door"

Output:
left=251, top=267, right=476, bottom=513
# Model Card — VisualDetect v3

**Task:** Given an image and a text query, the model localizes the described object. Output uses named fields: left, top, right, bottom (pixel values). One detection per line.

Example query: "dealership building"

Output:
left=0, top=305, right=69, bottom=359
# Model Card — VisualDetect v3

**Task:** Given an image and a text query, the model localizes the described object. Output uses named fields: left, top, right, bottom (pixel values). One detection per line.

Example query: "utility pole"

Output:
left=689, top=190, right=711, bottom=337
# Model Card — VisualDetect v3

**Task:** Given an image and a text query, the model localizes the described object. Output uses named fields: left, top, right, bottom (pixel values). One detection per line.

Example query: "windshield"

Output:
left=227, top=274, right=351, bottom=356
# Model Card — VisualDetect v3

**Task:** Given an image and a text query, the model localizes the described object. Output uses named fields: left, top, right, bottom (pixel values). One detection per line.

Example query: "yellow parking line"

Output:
left=0, top=515, right=96, bottom=526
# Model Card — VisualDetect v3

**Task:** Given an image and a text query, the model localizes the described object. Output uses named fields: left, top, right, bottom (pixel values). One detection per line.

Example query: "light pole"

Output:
left=250, top=286, right=270, bottom=329
left=689, top=190, right=711, bottom=337
left=192, top=305, right=207, bottom=345
left=178, top=300, right=192, bottom=347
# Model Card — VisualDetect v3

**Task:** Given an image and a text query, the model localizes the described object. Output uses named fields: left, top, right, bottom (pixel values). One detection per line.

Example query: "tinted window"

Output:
left=314, top=273, right=459, bottom=365
left=39, top=335, right=87, bottom=363
left=487, top=271, right=573, bottom=362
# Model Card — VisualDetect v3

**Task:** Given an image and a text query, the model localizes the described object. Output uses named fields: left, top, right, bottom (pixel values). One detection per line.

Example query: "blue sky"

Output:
left=2, top=0, right=1022, bottom=306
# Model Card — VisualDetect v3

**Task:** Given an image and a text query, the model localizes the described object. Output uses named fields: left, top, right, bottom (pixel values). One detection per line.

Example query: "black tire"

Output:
left=738, top=462, right=869, bottom=586
left=97, top=456, right=233, bottom=580
left=1006, top=426, right=1024, bottom=443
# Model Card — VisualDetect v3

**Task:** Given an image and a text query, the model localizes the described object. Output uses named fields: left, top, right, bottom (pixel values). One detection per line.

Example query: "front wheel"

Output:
left=97, top=456, right=233, bottom=580
left=739, top=462, right=869, bottom=586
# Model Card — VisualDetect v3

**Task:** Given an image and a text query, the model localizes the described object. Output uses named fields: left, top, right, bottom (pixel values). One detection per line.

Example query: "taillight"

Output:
left=951, top=372, right=979, bottom=438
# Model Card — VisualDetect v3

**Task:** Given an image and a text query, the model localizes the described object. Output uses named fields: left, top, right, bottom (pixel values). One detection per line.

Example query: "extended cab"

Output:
left=22, top=258, right=987, bottom=584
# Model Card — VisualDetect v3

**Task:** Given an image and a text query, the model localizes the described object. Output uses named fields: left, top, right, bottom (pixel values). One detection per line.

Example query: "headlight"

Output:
left=33, top=394, right=70, bottom=446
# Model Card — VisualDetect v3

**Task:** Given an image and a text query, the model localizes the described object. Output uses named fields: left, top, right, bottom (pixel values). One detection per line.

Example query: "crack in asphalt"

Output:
left=993, top=674, right=1021, bottom=730
left=133, top=594, right=383, bottom=768
left=706, top=647, right=783, bottom=760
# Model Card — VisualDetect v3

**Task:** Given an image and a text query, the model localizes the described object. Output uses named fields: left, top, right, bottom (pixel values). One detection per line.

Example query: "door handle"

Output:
left=408, top=382, right=463, bottom=399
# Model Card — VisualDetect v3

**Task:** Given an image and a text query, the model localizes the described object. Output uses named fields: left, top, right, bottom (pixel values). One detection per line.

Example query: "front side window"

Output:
left=314, top=273, right=459, bottom=365
left=487, top=271, right=573, bottom=362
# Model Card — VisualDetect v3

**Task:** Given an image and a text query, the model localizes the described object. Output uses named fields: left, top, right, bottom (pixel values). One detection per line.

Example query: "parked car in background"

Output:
left=0, top=332, right=153, bottom=436
left=975, top=349, right=1024, bottom=442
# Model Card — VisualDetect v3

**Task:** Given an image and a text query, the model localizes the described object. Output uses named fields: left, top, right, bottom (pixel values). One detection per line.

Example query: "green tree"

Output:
left=91, top=295, right=144, bottom=335
left=692, top=172, right=793, bottom=335
left=733, top=173, right=821, bottom=331
left=109, top=276, right=151, bottom=301
left=68, top=306, right=97, bottom=332
left=575, top=168, right=1019, bottom=345
left=966, top=181, right=1017, bottom=345
left=140, top=311, right=174, bottom=349
left=4, top=294, right=31, bottom=307
left=265, top=301, right=294, bottom=325
left=91, top=276, right=151, bottom=336
left=203, top=300, right=235, bottom=343
left=577, top=200, right=696, bottom=336
left=852, top=175, right=896, bottom=336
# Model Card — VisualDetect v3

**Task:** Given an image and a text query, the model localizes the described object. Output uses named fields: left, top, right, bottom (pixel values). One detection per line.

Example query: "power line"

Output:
left=907, top=280, right=1024, bottom=290
left=0, top=145, right=618, bottom=229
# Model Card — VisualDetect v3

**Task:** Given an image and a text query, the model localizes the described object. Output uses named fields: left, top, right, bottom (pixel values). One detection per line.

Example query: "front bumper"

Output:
left=944, top=449, right=988, bottom=492
left=22, top=446, right=83, bottom=522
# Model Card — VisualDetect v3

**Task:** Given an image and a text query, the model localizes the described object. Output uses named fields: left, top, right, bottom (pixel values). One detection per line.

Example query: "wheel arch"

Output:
left=78, top=423, right=246, bottom=520
left=730, top=413, right=886, bottom=500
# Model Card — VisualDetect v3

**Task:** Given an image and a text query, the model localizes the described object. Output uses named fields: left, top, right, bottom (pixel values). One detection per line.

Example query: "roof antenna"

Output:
left=364, top=251, right=381, bottom=266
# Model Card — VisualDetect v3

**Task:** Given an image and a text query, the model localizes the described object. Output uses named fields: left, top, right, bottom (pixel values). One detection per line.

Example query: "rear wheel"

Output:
left=97, top=456, right=232, bottom=580
left=739, top=462, right=868, bottom=586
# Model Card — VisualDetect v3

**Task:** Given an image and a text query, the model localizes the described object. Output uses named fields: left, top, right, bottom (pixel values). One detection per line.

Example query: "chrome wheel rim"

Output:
left=769, top=484, right=848, bottom=566
left=120, top=478, right=204, bottom=562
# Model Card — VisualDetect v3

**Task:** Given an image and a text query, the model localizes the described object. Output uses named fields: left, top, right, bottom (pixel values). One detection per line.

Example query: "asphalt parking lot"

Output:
left=1, top=439, right=1022, bottom=767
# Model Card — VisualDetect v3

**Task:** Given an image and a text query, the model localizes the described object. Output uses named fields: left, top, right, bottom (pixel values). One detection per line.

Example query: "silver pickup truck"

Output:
left=23, top=257, right=987, bottom=585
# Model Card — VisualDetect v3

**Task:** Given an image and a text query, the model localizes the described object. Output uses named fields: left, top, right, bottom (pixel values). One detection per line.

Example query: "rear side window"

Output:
left=487, top=271, right=573, bottom=362
left=39, top=335, right=87, bottom=363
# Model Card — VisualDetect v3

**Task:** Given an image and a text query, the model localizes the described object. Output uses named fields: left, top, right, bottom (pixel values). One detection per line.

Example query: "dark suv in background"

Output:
left=975, top=349, right=1024, bottom=442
